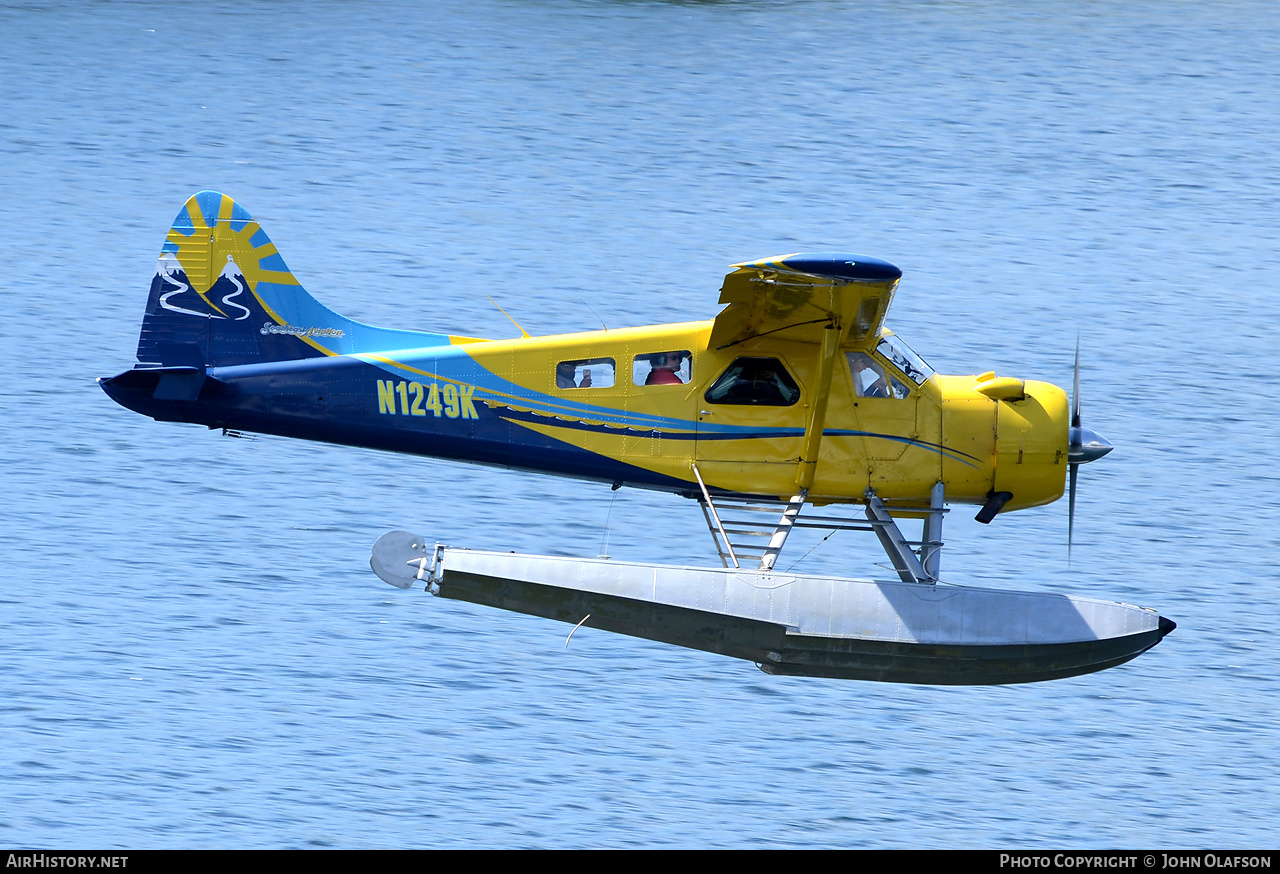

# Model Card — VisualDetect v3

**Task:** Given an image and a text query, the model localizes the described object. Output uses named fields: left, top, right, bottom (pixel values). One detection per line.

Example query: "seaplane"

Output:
left=101, top=191, right=1174, bottom=685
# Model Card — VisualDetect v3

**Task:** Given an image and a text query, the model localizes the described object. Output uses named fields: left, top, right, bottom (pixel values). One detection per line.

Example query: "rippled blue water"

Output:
left=2, top=0, right=1279, bottom=849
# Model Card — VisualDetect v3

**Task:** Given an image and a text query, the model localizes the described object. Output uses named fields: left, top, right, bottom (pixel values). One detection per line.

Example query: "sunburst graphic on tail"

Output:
left=160, top=191, right=301, bottom=330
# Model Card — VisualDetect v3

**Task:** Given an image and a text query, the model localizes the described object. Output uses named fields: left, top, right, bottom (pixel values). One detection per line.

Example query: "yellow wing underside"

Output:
left=708, top=255, right=899, bottom=352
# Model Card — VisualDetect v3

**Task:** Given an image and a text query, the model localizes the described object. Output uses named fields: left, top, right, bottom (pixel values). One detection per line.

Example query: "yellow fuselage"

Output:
left=444, top=320, right=1069, bottom=512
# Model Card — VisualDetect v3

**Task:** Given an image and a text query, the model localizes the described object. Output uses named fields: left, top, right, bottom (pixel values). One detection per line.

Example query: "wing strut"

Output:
left=795, top=322, right=843, bottom=491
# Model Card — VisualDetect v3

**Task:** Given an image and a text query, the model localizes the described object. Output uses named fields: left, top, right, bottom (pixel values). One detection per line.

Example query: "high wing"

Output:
left=708, top=252, right=902, bottom=352
left=707, top=253, right=904, bottom=493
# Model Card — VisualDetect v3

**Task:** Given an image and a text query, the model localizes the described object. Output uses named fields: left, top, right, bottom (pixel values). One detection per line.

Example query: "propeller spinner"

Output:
left=1067, top=340, right=1113, bottom=556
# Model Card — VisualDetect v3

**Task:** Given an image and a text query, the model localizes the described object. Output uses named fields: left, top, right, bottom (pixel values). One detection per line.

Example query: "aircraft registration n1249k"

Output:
left=101, top=191, right=1174, bottom=685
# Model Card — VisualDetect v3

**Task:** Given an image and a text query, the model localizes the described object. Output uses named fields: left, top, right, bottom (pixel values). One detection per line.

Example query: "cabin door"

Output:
left=693, top=355, right=807, bottom=498
left=838, top=350, right=924, bottom=495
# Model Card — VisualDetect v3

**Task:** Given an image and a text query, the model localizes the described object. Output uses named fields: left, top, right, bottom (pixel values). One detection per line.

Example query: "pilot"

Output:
left=645, top=352, right=685, bottom=385
left=851, top=355, right=891, bottom=398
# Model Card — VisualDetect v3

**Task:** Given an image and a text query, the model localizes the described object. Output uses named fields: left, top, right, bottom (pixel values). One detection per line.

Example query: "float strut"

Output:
left=921, top=481, right=945, bottom=581
left=759, top=489, right=808, bottom=572
left=864, top=489, right=938, bottom=585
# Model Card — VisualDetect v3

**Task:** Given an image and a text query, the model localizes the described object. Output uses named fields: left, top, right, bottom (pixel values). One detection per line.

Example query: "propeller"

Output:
left=1067, top=339, right=1114, bottom=557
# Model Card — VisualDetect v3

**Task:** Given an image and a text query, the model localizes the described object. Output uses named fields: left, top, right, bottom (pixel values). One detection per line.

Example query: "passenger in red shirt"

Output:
left=645, top=352, right=685, bottom=385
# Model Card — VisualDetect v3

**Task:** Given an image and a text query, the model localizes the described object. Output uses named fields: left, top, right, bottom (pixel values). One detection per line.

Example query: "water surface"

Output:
left=1, top=0, right=1278, bottom=848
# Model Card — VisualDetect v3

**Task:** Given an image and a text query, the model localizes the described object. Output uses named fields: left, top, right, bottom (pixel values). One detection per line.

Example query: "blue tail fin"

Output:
left=137, top=191, right=456, bottom=368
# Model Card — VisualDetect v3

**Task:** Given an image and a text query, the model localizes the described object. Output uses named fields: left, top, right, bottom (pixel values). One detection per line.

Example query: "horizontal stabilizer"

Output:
left=151, top=366, right=207, bottom=401
left=98, top=364, right=225, bottom=417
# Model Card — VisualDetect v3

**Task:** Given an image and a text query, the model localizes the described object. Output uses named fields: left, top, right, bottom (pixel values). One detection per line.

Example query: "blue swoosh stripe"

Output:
left=490, top=407, right=982, bottom=467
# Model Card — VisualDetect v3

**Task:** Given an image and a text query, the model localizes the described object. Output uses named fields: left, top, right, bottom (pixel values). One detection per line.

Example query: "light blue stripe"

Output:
left=229, top=200, right=254, bottom=232
left=194, top=191, right=222, bottom=228
left=172, top=205, right=196, bottom=236
left=258, top=253, right=290, bottom=272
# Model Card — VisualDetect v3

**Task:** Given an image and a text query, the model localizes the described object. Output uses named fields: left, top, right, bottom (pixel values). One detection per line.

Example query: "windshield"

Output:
left=876, top=331, right=934, bottom=385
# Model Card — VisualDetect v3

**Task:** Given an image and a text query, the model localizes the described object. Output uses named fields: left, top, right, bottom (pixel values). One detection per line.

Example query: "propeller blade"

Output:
left=1065, top=340, right=1112, bottom=560
left=1071, top=337, right=1081, bottom=430
left=1068, top=462, right=1079, bottom=561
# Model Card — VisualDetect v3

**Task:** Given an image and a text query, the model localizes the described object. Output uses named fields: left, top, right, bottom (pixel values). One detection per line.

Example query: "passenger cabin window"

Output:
left=556, top=358, right=615, bottom=389
left=848, top=352, right=910, bottom=400
left=705, top=357, right=800, bottom=406
left=633, top=351, right=691, bottom=386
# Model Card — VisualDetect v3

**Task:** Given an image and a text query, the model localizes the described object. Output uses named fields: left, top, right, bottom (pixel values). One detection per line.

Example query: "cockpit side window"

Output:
left=704, top=357, right=800, bottom=406
left=848, top=352, right=910, bottom=400
left=556, top=358, right=615, bottom=389
left=876, top=333, right=934, bottom=385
